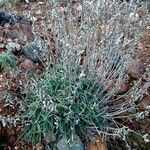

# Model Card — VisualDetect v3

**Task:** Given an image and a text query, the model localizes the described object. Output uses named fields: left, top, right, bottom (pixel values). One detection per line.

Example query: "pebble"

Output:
left=35, top=142, right=44, bottom=150
left=129, top=13, right=139, bottom=23
left=139, top=96, right=150, bottom=110
left=35, top=10, right=43, bottom=15
left=6, top=42, right=21, bottom=51
left=19, top=59, right=34, bottom=72
left=127, top=59, right=145, bottom=79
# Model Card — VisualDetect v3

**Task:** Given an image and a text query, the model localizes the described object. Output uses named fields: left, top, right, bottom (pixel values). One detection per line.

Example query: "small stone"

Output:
left=35, top=10, right=43, bottom=15
left=4, top=24, right=34, bottom=43
left=6, top=128, right=15, bottom=136
left=31, top=16, right=38, bottom=22
left=87, top=135, right=107, bottom=150
left=7, top=136, right=16, bottom=145
left=19, top=59, right=34, bottom=72
left=127, top=59, right=145, bottom=79
left=0, top=43, right=5, bottom=48
left=38, top=2, right=44, bottom=5
left=0, top=36, right=4, bottom=42
left=57, top=134, right=84, bottom=150
left=36, top=68, right=43, bottom=75
left=103, top=79, right=116, bottom=92
left=6, top=42, right=21, bottom=51
left=36, top=142, right=44, bottom=150
left=139, top=96, right=150, bottom=110
left=129, top=13, right=139, bottom=23
left=0, top=48, right=5, bottom=53
left=14, top=146, right=18, bottom=150
left=58, top=7, right=65, bottom=13
left=116, top=81, right=130, bottom=94
left=45, top=134, right=56, bottom=143
left=47, top=24, right=52, bottom=30
left=77, top=5, right=82, bottom=11
left=25, top=0, right=29, bottom=3
left=5, top=38, right=12, bottom=43
left=57, top=136, right=68, bottom=150
left=68, top=134, right=84, bottom=150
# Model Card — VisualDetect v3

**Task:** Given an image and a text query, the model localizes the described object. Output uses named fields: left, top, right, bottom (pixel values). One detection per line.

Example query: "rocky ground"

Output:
left=0, top=0, right=150, bottom=150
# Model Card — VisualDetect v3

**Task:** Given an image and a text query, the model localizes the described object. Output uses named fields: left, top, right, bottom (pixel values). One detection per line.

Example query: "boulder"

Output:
left=0, top=11, right=32, bottom=26
left=127, top=59, right=145, bottom=79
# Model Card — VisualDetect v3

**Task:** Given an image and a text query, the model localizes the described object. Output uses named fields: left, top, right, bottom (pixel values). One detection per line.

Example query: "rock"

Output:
left=14, top=146, right=19, bottom=150
left=0, top=43, right=5, bottom=53
left=139, top=96, right=150, bottom=110
left=45, top=134, right=56, bottom=143
left=68, top=134, right=84, bottom=150
left=19, top=59, right=34, bottom=72
left=3, top=127, right=17, bottom=145
left=0, top=11, right=32, bottom=25
left=57, top=136, right=68, bottom=150
left=129, top=13, right=139, bottom=24
left=57, top=134, right=84, bottom=150
left=6, top=128, right=16, bottom=136
left=25, top=0, right=29, bottom=3
left=45, top=145, right=53, bottom=150
left=5, top=38, right=12, bottom=43
left=35, top=10, right=43, bottom=15
left=116, top=81, right=131, bottom=94
left=13, top=141, right=33, bottom=150
left=37, top=2, right=44, bottom=5
left=103, top=79, right=116, bottom=92
left=31, top=16, right=38, bottom=22
left=6, top=42, right=21, bottom=51
left=87, top=135, right=107, bottom=150
left=134, top=28, right=150, bottom=68
left=4, top=27, right=20, bottom=41
left=127, top=59, right=145, bottom=79
left=7, top=135, right=16, bottom=145
left=0, top=43, right=5, bottom=48
left=0, top=48, right=5, bottom=53
left=0, top=36, right=4, bottom=43
left=77, top=5, right=82, bottom=11
left=35, top=142, right=44, bottom=150
left=36, top=68, right=43, bottom=75
left=4, top=24, right=34, bottom=43
left=103, top=79, right=131, bottom=94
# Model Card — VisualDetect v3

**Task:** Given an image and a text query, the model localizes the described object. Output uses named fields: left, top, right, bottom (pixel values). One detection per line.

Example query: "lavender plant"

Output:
left=21, top=0, right=150, bottom=148
left=0, top=0, right=12, bottom=7
left=22, top=64, right=108, bottom=145
left=0, top=50, right=16, bottom=70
